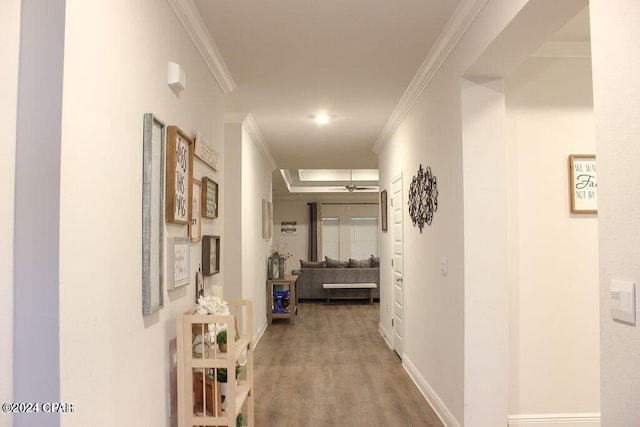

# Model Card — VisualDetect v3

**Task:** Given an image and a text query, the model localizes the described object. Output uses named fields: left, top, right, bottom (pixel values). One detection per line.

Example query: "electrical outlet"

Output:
left=440, top=257, right=447, bottom=276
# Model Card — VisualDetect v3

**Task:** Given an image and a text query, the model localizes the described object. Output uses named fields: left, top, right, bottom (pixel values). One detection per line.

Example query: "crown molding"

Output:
left=225, top=113, right=278, bottom=171
left=531, top=41, right=591, bottom=58
left=167, top=0, right=237, bottom=94
left=372, top=0, right=489, bottom=154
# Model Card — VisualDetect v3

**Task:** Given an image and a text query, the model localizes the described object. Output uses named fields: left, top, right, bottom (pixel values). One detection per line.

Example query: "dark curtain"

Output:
left=308, top=203, right=320, bottom=261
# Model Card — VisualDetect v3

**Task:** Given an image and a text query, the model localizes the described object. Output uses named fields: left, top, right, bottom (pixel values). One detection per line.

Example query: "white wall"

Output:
left=377, top=0, right=592, bottom=424
left=224, top=117, right=274, bottom=340
left=0, top=1, right=21, bottom=425
left=461, top=78, right=510, bottom=425
left=272, top=199, right=310, bottom=272
left=14, top=2, right=66, bottom=425
left=240, top=125, right=273, bottom=339
left=506, top=56, right=600, bottom=418
left=224, top=122, right=243, bottom=300
left=590, top=1, right=640, bottom=424
left=58, top=1, right=224, bottom=425
left=378, top=68, right=468, bottom=424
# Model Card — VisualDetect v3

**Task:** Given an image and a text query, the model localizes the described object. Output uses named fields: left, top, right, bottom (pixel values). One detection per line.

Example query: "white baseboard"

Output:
left=403, top=355, right=461, bottom=427
left=253, top=322, right=268, bottom=349
left=508, top=413, right=601, bottom=427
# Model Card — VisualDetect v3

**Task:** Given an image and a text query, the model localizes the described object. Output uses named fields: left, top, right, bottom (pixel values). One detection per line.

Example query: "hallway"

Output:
left=253, top=303, right=443, bottom=426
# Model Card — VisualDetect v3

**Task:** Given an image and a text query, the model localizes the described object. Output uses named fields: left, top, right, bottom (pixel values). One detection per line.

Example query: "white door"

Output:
left=391, top=174, right=404, bottom=358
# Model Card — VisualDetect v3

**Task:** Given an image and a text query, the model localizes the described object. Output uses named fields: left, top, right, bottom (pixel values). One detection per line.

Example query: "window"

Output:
left=350, top=217, right=378, bottom=259
left=322, top=217, right=340, bottom=259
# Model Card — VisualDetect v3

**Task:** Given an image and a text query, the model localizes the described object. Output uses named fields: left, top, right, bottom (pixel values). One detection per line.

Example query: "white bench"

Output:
left=322, top=283, right=378, bottom=304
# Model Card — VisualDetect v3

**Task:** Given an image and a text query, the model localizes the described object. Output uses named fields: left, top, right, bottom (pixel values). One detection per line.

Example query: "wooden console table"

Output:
left=266, top=275, right=298, bottom=324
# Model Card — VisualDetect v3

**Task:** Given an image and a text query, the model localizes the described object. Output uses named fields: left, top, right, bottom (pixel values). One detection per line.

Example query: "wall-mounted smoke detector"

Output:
left=168, top=62, right=186, bottom=92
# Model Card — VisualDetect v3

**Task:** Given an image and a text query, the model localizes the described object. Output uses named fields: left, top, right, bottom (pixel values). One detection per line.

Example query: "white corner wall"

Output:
left=1, top=1, right=21, bottom=425
left=377, top=0, right=538, bottom=422
left=461, top=77, right=510, bottom=426
left=590, top=1, right=640, bottom=425
left=377, top=0, right=594, bottom=425
left=224, top=117, right=273, bottom=341
left=240, top=124, right=273, bottom=339
left=58, top=1, right=225, bottom=425
left=505, top=55, right=600, bottom=421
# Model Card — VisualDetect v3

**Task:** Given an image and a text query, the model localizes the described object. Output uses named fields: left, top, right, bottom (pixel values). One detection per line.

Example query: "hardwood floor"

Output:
left=253, top=302, right=444, bottom=426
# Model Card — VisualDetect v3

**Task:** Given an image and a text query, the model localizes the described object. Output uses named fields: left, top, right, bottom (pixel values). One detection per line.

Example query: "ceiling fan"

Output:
left=338, top=169, right=375, bottom=192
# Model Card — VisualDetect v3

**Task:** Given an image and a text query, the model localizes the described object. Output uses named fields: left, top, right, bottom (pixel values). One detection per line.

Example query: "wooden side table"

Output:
left=266, top=275, right=298, bottom=325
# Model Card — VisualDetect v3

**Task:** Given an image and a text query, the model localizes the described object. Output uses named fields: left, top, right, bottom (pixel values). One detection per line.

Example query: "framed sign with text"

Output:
left=166, top=126, right=193, bottom=224
left=202, top=235, right=220, bottom=276
left=380, top=190, right=388, bottom=232
left=568, top=154, right=597, bottom=214
left=201, top=177, right=219, bottom=219
left=167, top=237, right=190, bottom=289
left=194, top=133, right=220, bottom=171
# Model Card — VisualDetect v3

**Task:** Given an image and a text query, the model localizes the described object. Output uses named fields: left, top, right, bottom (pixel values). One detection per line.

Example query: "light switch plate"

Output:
left=610, top=279, right=636, bottom=324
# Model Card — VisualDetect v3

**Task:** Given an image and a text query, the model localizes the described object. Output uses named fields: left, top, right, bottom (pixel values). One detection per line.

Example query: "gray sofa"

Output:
left=296, top=263, right=380, bottom=300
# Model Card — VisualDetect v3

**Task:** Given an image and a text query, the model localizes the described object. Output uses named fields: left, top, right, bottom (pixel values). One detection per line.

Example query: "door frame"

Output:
left=391, top=173, right=404, bottom=358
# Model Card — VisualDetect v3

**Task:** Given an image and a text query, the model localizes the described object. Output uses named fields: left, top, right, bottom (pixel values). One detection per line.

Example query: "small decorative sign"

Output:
left=262, top=199, right=272, bottom=239
left=168, top=237, right=190, bottom=289
left=190, top=179, right=202, bottom=241
left=194, top=133, right=219, bottom=171
left=380, top=190, right=388, bottom=232
left=569, top=154, right=597, bottom=214
left=202, top=235, right=220, bottom=276
left=201, top=177, right=218, bottom=219
left=166, top=126, right=192, bottom=224
left=281, top=221, right=297, bottom=235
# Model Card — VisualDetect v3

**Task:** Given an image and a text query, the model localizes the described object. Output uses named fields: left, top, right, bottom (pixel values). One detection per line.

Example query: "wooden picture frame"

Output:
left=168, top=237, right=190, bottom=290
left=202, top=235, right=220, bottom=276
left=201, top=177, right=219, bottom=219
left=166, top=126, right=193, bottom=224
left=142, top=113, right=165, bottom=314
left=262, top=199, right=272, bottom=239
left=380, top=190, right=388, bottom=232
left=568, top=154, right=597, bottom=214
left=190, top=179, right=202, bottom=242
left=194, top=133, right=220, bottom=171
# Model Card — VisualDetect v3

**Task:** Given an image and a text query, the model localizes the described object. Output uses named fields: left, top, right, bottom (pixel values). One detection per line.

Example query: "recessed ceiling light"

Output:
left=314, top=114, right=330, bottom=125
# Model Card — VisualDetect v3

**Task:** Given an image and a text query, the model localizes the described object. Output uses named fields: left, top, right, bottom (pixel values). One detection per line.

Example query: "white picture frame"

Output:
left=168, top=237, right=190, bottom=290
left=190, top=179, right=202, bottom=242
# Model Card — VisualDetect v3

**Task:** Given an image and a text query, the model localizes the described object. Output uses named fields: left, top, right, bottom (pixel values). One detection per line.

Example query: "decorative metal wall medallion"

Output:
left=408, top=164, right=438, bottom=232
